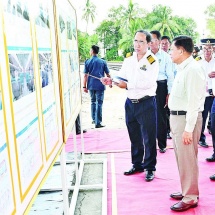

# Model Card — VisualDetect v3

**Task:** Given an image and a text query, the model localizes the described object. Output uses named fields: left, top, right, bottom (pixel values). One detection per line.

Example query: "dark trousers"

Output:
left=75, top=114, right=81, bottom=134
left=125, top=96, right=157, bottom=171
left=210, top=99, right=215, bottom=157
left=156, top=81, right=168, bottom=149
left=166, top=107, right=170, bottom=133
left=200, top=96, right=214, bottom=142
left=89, top=90, right=104, bottom=126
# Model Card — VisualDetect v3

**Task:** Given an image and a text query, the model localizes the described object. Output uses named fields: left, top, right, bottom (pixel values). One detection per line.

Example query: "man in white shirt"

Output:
left=150, top=31, right=175, bottom=153
left=197, top=39, right=215, bottom=149
left=168, top=36, right=206, bottom=212
left=101, top=30, right=159, bottom=182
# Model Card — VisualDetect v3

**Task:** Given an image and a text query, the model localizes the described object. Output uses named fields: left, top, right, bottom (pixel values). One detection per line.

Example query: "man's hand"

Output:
left=208, top=71, right=215, bottom=78
left=101, top=77, right=112, bottom=85
left=182, top=131, right=193, bottom=145
left=83, top=88, right=88, bottom=93
left=115, top=81, right=127, bottom=89
left=165, top=94, right=169, bottom=108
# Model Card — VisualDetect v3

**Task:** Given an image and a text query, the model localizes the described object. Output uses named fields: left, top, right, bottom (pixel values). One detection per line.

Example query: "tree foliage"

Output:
left=78, top=2, right=200, bottom=61
left=77, top=31, right=98, bottom=61
left=95, top=20, right=121, bottom=60
left=205, top=4, right=215, bottom=37
left=145, top=5, right=181, bottom=38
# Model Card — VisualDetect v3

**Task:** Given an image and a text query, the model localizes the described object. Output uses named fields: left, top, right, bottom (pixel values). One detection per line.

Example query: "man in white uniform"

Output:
left=101, top=30, right=159, bottom=181
left=197, top=39, right=215, bottom=149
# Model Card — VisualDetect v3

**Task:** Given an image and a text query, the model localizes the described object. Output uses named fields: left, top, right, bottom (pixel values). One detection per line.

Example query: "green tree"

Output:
left=96, top=20, right=121, bottom=60
left=82, top=0, right=96, bottom=33
left=174, top=16, right=199, bottom=42
left=205, top=4, right=215, bottom=37
left=119, top=18, right=146, bottom=56
left=145, top=5, right=180, bottom=38
left=78, top=31, right=98, bottom=61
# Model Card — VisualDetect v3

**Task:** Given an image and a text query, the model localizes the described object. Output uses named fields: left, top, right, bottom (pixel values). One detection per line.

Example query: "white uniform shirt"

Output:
left=155, top=49, right=175, bottom=93
left=198, top=57, right=215, bottom=96
left=118, top=51, right=159, bottom=99
left=168, top=56, right=206, bottom=132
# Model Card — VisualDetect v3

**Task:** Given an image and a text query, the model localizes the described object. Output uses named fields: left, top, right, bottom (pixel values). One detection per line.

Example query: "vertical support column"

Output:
left=79, top=110, right=85, bottom=160
left=60, top=146, right=69, bottom=215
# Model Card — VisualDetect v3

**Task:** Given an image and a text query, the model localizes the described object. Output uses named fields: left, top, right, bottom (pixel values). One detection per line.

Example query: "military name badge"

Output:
left=147, top=55, right=155, bottom=64
left=140, top=65, right=147, bottom=70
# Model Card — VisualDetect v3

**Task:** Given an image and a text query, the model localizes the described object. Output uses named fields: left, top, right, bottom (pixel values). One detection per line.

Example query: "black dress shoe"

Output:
left=198, top=141, right=209, bottom=148
left=159, top=148, right=167, bottom=153
left=167, top=133, right=172, bottom=139
left=76, top=129, right=87, bottom=135
left=95, top=124, right=105, bottom=128
left=124, top=167, right=144, bottom=175
left=145, top=170, right=154, bottom=182
left=210, top=174, right=215, bottom=180
left=170, top=192, right=184, bottom=200
left=170, top=201, right=198, bottom=212
left=206, top=156, right=215, bottom=162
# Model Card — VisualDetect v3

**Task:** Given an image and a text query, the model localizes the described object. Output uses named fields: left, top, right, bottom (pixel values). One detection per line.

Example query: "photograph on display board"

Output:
left=3, top=0, right=43, bottom=198
left=9, top=54, right=35, bottom=101
left=6, top=0, right=29, bottom=21
left=35, top=0, right=59, bottom=158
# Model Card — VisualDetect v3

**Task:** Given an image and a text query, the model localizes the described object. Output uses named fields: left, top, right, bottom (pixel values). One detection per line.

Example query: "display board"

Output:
left=0, top=0, right=81, bottom=214
left=54, top=0, right=81, bottom=142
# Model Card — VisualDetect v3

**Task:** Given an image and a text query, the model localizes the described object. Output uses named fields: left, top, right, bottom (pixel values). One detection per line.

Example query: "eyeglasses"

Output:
left=203, top=48, right=213, bottom=52
left=133, top=40, right=146, bottom=45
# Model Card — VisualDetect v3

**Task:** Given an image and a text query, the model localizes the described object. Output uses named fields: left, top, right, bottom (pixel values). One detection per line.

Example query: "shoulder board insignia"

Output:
left=147, top=55, right=155, bottom=64
left=195, top=56, right=202, bottom=61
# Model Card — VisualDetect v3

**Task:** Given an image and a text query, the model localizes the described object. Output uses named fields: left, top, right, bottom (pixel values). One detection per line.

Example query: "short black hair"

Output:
left=91, top=45, right=99, bottom=54
left=161, top=35, right=171, bottom=43
left=134, top=30, right=152, bottom=43
left=172, top=36, right=194, bottom=53
left=150, top=30, right=161, bottom=40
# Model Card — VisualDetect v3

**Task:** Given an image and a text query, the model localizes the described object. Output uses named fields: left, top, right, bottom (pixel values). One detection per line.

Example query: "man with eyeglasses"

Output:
left=101, top=30, right=159, bottom=182
left=150, top=31, right=175, bottom=153
left=197, top=39, right=215, bottom=149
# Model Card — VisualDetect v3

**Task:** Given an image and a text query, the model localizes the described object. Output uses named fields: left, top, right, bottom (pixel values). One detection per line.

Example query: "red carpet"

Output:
left=65, top=129, right=131, bottom=153
left=65, top=129, right=212, bottom=153
left=66, top=128, right=214, bottom=214
left=107, top=148, right=215, bottom=215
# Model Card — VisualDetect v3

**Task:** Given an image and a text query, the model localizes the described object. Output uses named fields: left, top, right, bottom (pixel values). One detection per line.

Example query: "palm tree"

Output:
left=82, top=0, right=96, bottom=33
left=120, top=0, right=146, bottom=30
left=119, top=18, right=145, bottom=54
left=147, top=5, right=180, bottom=39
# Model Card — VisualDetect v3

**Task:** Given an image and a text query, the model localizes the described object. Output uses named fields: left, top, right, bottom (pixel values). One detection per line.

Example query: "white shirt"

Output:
left=198, top=57, right=215, bottom=96
left=118, top=51, right=159, bottom=99
left=168, top=56, right=206, bottom=132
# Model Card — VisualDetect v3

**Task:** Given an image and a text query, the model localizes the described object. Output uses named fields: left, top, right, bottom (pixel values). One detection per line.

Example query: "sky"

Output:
left=71, top=0, right=213, bottom=37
